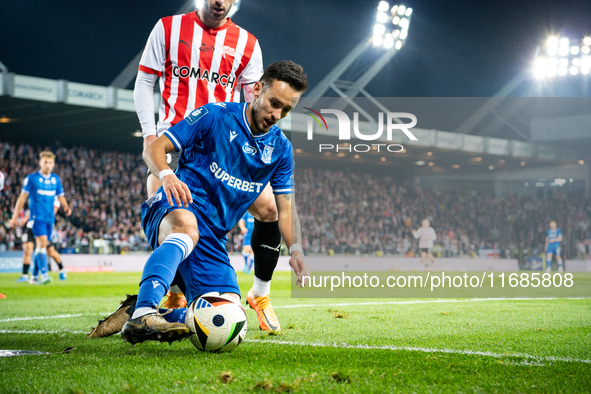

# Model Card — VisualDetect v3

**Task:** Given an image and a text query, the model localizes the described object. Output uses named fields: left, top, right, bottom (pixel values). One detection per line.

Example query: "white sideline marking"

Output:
left=274, top=297, right=588, bottom=309
left=0, top=329, right=588, bottom=365
left=0, top=329, right=86, bottom=334
left=0, top=312, right=113, bottom=323
left=0, top=314, right=83, bottom=323
left=247, top=339, right=591, bottom=365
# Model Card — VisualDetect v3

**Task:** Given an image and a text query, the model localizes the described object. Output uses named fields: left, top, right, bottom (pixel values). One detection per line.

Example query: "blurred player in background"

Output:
left=239, top=211, right=255, bottom=274
left=9, top=151, right=71, bottom=285
left=14, top=210, right=34, bottom=283
left=15, top=198, right=67, bottom=283
left=545, top=220, right=564, bottom=272
left=413, top=219, right=437, bottom=268
left=132, top=0, right=285, bottom=331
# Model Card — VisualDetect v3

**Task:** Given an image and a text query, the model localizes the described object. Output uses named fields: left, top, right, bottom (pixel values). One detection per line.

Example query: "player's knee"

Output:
left=181, top=227, right=200, bottom=248
left=252, top=200, right=278, bottom=222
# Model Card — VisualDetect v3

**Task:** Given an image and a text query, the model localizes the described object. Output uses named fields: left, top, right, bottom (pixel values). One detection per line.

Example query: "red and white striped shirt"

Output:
left=139, top=11, right=263, bottom=136
left=413, top=227, right=437, bottom=249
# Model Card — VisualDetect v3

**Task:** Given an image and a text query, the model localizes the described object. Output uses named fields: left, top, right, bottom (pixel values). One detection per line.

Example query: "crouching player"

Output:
left=93, top=62, right=310, bottom=343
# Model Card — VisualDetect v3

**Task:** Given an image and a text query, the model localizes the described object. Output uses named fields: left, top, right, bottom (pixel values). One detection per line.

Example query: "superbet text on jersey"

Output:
left=139, top=11, right=263, bottom=136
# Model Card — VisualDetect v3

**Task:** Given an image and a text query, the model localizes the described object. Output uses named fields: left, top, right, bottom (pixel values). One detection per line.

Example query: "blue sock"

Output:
left=135, top=233, right=194, bottom=311
left=159, top=308, right=189, bottom=323
left=247, top=255, right=254, bottom=272
left=35, top=248, right=48, bottom=276
left=32, top=253, right=39, bottom=277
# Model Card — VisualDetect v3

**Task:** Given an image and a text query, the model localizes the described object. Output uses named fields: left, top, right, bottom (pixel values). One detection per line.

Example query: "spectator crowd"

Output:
left=1, top=142, right=590, bottom=259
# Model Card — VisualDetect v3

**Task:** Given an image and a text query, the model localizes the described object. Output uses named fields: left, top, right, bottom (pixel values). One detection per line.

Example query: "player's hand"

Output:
left=8, top=217, right=18, bottom=229
left=143, top=135, right=158, bottom=150
left=162, top=174, right=193, bottom=208
left=241, top=228, right=248, bottom=235
left=289, top=251, right=310, bottom=287
left=64, top=206, right=72, bottom=216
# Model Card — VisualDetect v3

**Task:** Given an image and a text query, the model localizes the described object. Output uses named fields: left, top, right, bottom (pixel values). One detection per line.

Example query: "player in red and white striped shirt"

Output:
left=128, top=0, right=283, bottom=332
left=413, top=219, right=437, bottom=268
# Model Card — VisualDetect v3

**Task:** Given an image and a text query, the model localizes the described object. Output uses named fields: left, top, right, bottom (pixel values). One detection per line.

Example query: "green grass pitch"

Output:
left=0, top=271, right=590, bottom=393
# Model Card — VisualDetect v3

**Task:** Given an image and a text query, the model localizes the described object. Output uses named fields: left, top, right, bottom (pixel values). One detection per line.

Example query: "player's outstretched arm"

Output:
left=9, top=192, right=28, bottom=228
left=275, top=193, right=309, bottom=287
left=143, top=135, right=193, bottom=208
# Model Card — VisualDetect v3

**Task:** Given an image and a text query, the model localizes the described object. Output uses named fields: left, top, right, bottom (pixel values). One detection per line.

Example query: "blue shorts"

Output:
left=141, top=190, right=240, bottom=305
left=546, top=243, right=561, bottom=256
left=31, top=220, right=53, bottom=238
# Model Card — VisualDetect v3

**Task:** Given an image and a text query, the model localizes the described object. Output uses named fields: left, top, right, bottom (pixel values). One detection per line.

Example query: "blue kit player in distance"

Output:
left=9, top=151, right=71, bottom=284
left=119, top=61, right=310, bottom=343
left=239, top=212, right=255, bottom=274
left=545, top=220, right=564, bottom=272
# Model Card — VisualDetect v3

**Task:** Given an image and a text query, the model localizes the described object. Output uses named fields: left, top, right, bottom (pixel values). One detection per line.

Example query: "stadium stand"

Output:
left=1, top=142, right=590, bottom=259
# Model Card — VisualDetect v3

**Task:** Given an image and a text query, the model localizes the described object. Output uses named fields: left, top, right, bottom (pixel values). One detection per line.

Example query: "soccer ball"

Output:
left=185, top=292, right=247, bottom=352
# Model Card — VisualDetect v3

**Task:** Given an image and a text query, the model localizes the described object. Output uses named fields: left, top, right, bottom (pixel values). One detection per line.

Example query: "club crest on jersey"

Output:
left=261, top=145, right=274, bottom=164
left=243, top=142, right=257, bottom=155
left=230, top=130, right=238, bottom=142
left=222, top=45, right=236, bottom=59
left=186, top=107, right=209, bottom=125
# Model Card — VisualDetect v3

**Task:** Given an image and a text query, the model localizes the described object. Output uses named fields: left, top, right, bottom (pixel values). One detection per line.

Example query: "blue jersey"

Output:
left=547, top=228, right=562, bottom=244
left=164, top=102, right=293, bottom=236
left=22, top=171, right=64, bottom=224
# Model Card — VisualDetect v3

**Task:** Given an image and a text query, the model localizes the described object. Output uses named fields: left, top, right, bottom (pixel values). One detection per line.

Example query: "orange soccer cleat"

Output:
left=161, top=291, right=188, bottom=309
left=246, top=288, right=280, bottom=331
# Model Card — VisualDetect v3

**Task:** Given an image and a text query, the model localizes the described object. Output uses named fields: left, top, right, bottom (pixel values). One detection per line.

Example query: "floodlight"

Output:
left=378, top=1, right=390, bottom=12
left=399, top=31, right=408, bottom=40
left=405, top=8, right=413, bottom=16
left=533, top=35, right=591, bottom=78
left=373, top=36, right=384, bottom=47
left=383, top=36, right=395, bottom=49
left=374, top=24, right=386, bottom=36
left=397, top=5, right=406, bottom=15
left=559, top=37, right=569, bottom=47
left=393, top=16, right=400, bottom=25
left=559, top=58, right=569, bottom=68
left=377, top=12, right=388, bottom=23
left=395, top=40, right=402, bottom=49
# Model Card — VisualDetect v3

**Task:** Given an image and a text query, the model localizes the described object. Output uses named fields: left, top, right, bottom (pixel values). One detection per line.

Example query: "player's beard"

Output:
left=203, top=2, right=233, bottom=20
left=251, top=104, right=275, bottom=134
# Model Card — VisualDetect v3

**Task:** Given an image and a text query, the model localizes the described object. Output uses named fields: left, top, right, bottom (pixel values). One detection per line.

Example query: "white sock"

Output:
left=169, top=285, right=182, bottom=293
left=132, top=307, right=157, bottom=319
left=253, top=276, right=271, bottom=298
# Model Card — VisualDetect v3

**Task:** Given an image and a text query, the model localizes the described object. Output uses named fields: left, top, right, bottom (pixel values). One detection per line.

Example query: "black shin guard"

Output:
left=251, top=219, right=281, bottom=281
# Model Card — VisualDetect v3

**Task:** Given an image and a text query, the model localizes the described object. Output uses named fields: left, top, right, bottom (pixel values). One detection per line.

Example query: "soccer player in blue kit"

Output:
left=9, top=151, right=71, bottom=284
left=239, top=212, right=255, bottom=274
left=545, top=220, right=564, bottom=272
left=120, top=61, right=310, bottom=343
